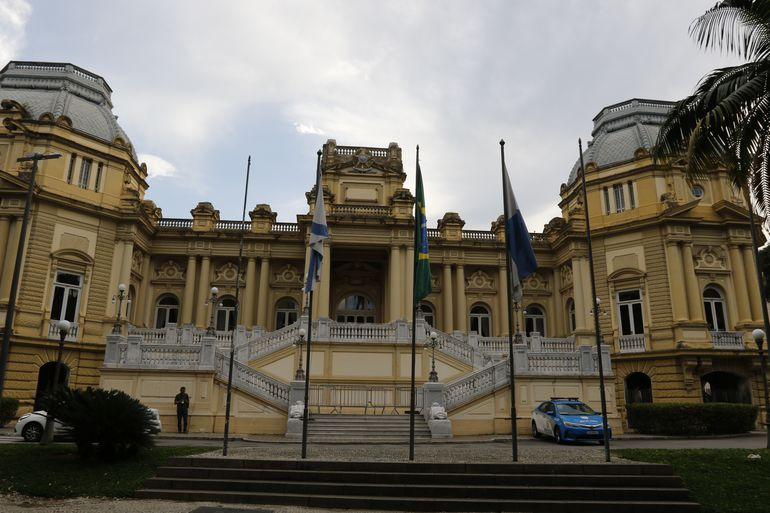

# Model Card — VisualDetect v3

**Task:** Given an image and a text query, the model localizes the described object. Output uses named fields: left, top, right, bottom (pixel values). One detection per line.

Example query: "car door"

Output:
left=542, top=402, right=557, bottom=436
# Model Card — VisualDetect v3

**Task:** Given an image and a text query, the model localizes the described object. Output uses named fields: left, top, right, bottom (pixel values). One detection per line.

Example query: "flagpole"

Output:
left=500, top=140, right=519, bottom=462
left=578, top=138, right=611, bottom=462
left=301, top=149, right=324, bottom=459
left=409, top=145, right=420, bottom=462
left=223, top=155, right=251, bottom=456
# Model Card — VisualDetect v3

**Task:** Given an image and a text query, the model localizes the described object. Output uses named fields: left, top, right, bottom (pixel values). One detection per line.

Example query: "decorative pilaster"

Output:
left=319, top=242, right=331, bottom=318
left=181, top=255, right=197, bottom=324
left=454, top=264, right=467, bottom=332
left=682, top=244, right=704, bottom=323
left=195, top=256, right=211, bottom=327
left=666, top=242, right=689, bottom=321
left=243, top=257, right=257, bottom=326
left=256, top=257, right=270, bottom=328
left=728, top=244, right=751, bottom=323
left=743, top=245, right=762, bottom=322
left=498, top=265, right=508, bottom=335
left=442, top=264, right=453, bottom=333
left=0, top=218, right=20, bottom=303
left=389, top=245, right=402, bottom=321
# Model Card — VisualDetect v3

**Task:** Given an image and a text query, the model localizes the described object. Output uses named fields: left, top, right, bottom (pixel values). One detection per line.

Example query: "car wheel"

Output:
left=22, top=422, right=43, bottom=442
left=553, top=426, right=563, bottom=444
left=532, top=421, right=541, bottom=438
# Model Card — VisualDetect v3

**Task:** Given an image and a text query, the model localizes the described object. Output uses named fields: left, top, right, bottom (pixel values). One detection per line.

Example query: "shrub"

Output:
left=0, top=397, right=20, bottom=427
left=627, top=402, right=758, bottom=436
left=42, top=387, right=159, bottom=461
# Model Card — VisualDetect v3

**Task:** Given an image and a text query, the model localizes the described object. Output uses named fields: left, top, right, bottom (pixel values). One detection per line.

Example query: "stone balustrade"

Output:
left=711, top=331, right=745, bottom=350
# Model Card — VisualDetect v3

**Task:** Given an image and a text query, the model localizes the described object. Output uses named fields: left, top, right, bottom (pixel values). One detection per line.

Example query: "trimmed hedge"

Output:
left=0, top=397, right=19, bottom=427
left=627, top=402, right=758, bottom=435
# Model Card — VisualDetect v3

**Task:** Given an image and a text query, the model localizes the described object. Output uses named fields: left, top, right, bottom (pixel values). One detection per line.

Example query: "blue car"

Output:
left=531, top=398, right=611, bottom=444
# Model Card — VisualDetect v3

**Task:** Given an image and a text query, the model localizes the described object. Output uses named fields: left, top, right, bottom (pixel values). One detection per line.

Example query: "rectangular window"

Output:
left=603, top=187, right=611, bottom=214
left=66, top=154, right=77, bottom=184
left=78, top=159, right=92, bottom=189
left=627, top=181, right=636, bottom=209
left=613, top=184, right=625, bottom=212
left=617, top=289, right=644, bottom=335
left=94, top=163, right=103, bottom=192
left=50, top=271, right=83, bottom=323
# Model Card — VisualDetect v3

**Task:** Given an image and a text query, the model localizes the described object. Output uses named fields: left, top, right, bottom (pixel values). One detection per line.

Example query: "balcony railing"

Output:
left=47, top=319, right=78, bottom=342
left=711, top=331, right=745, bottom=350
left=618, top=334, right=646, bottom=353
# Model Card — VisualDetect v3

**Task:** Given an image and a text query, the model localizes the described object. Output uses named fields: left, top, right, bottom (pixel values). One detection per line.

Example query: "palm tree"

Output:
left=654, top=0, right=770, bottom=213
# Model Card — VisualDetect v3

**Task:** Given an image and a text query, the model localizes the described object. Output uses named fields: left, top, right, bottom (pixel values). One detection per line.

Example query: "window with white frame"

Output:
left=215, top=297, right=237, bottom=331
left=603, top=187, right=611, bottom=214
left=66, top=154, right=77, bottom=184
left=154, top=295, right=179, bottom=328
left=336, top=294, right=376, bottom=323
left=421, top=302, right=435, bottom=327
left=78, top=158, right=92, bottom=189
left=469, top=304, right=491, bottom=337
left=567, top=299, right=576, bottom=333
left=627, top=180, right=636, bottom=209
left=703, top=286, right=728, bottom=331
left=50, top=271, right=82, bottom=323
left=617, top=289, right=644, bottom=335
left=613, top=184, right=625, bottom=212
left=275, top=297, right=299, bottom=329
left=94, top=162, right=104, bottom=192
left=524, top=305, right=546, bottom=336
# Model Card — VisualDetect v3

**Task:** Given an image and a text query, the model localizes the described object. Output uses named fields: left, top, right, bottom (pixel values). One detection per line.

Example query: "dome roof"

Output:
left=0, top=61, right=137, bottom=160
left=567, top=99, right=676, bottom=185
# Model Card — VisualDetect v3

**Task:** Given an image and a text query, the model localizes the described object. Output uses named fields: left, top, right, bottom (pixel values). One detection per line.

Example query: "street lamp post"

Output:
left=428, top=331, right=439, bottom=382
left=112, top=283, right=127, bottom=334
left=206, top=287, right=219, bottom=336
left=0, top=152, right=62, bottom=400
left=41, top=319, right=70, bottom=444
left=294, top=328, right=307, bottom=381
left=751, top=329, right=770, bottom=449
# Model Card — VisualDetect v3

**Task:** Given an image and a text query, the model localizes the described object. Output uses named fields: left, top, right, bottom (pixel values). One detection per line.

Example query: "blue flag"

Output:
left=305, top=168, right=329, bottom=293
left=503, top=162, right=537, bottom=301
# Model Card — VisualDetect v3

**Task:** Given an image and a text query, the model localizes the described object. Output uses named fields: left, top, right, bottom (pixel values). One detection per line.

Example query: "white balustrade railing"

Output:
left=242, top=321, right=301, bottom=359
left=540, top=336, right=576, bottom=352
left=140, top=344, right=202, bottom=368
left=127, top=326, right=166, bottom=343
left=328, top=322, right=397, bottom=342
left=527, top=353, right=581, bottom=374
left=216, top=352, right=289, bottom=407
left=47, top=319, right=78, bottom=342
left=444, top=360, right=509, bottom=410
left=711, top=331, right=745, bottom=350
left=619, top=334, right=646, bottom=353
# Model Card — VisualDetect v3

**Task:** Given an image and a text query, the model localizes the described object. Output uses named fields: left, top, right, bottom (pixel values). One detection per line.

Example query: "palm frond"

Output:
left=690, top=0, right=770, bottom=61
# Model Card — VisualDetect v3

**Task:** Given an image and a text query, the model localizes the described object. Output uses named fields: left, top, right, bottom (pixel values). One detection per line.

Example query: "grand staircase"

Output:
left=306, top=413, right=432, bottom=443
left=137, top=457, right=701, bottom=512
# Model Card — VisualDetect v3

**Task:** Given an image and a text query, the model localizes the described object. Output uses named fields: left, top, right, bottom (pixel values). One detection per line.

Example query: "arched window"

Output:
left=703, top=286, right=728, bottom=332
left=336, top=294, right=376, bottom=323
left=625, top=372, right=653, bottom=405
left=566, top=299, right=576, bottom=333
left=701, top=371, right=751, bottom=404
left=215, top=297, right=237, bottom=331
left=469, top=304, right=491, bottom=337
left=34, top=362, right=69, bottom=410
left=420, top=303, right=435, bottom=327
left=275, top=298, right=299, bottom=329
left=524, top=305, right=546, bottom=336
left=154, top=295, right=179, bottom=329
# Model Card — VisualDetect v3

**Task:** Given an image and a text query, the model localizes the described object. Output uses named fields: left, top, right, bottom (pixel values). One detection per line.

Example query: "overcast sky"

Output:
left=1, top=0, right=742, bottom=232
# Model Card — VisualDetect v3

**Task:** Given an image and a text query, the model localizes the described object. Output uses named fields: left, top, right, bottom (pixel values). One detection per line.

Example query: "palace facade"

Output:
left=0, top=61, right=766, bottom=434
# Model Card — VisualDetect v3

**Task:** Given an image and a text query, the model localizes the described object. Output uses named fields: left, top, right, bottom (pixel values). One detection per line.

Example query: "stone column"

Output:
left=137, top=254, right=153, bottom=327
left=389, top=245, right=402, bottom=321
left=551, top=269, right=564, bottom=336
left=318, top=242, right=331, bottom=318
left=728, top=244, right=751, bottom=323
left=243, top=257, right=257, bottom=327
left=454, top=264, right=467, bottom=332
left=0, top=218, right=21, bottom=303
left=666, top=242, right=689, bottom=321
left=442, top=264, right=453, bottom=333
left=743, top=245, right=762, bottom=322
left=404, top=245, right=415, bottom=319
left=256, top=257, right=270, bottom=328
left=498, top=265, right=508, bottom=335
left=572, top=258, right=587, bottom=330
left=0, top=217, right=10, bottom=300
left=181, top=255, right=197, bottom=324
left=682, top=244, right=704, bottom=323
left=195, top=256, right=211, bottom=327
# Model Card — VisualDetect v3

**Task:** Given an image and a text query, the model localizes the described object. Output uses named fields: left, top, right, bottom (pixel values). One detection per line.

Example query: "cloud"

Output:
left=294, top=122, right=325, bottom=135
left=139, top=153, right=177, bottom=179
left=0, top=0, right=31, bottom=65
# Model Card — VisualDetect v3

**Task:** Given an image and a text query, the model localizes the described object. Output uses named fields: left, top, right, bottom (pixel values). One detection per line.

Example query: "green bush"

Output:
left=0, top=397, right=20, bottom=427
left=627, top=402, right=758, bottom=435
left=42, top=387, right=159, bottom=461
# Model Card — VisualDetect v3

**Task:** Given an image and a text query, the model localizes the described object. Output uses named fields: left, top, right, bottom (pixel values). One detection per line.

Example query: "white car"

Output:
left=14, top=408, right=162, bottom=442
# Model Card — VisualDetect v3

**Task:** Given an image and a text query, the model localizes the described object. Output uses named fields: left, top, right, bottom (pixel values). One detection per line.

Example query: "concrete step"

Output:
left=139, top=458, right=701, bottom=512
left=306, top=414, right=431, bottom=442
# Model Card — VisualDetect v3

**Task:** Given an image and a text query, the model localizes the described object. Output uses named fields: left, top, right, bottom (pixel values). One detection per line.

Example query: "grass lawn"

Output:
left=615, top=448, right=770, bottom=513
left=0, top=443, right=210, bottom=498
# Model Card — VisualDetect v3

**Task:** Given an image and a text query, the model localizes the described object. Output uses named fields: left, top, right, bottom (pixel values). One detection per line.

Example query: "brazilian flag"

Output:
left=414, top=162, right=431, bottom=301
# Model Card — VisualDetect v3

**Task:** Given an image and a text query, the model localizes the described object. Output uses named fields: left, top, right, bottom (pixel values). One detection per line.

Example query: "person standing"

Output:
left=174, top=386, right=190, bottom=433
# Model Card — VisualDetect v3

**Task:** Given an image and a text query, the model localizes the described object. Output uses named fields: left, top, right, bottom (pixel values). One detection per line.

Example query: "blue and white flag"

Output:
left=503, top=162, right=538, bottom=302
left=304, top=168, right=329, bottom=293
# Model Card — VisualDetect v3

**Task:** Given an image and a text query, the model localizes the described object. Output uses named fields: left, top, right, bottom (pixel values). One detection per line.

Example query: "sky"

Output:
left=0, top=0, right=743, bottom=232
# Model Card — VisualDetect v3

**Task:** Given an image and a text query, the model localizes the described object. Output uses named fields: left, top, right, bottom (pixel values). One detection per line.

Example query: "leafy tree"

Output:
left=654, top=0, right=770, bottom=212
left=43, top=387, right=158, bottom=461
left=0, top=397, right=19, bottom=427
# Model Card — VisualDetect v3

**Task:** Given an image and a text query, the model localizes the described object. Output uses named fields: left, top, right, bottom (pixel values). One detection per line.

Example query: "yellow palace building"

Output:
left=0, top=61, right=766, bottom=435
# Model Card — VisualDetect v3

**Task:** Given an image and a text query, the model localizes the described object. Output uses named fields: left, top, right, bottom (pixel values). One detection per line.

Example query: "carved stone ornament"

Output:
left=352, top=148, right=374, bottom=172
left=465, top=270, right=495, bottom=291
left=214, top=261, right=244, bottom=283
left=560, top=265, right=573, bottom=287
left=524, top=272, right=548, bottom=291
left=694, top=246, right=727, bottom=271
left=273, top=264, right=303, bottom=287
left=132, top=250, right=143, bottom=275
left=154, top=260, right=185, bottom=281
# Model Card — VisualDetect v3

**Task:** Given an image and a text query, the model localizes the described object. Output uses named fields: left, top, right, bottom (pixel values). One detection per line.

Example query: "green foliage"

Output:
left=627, top=402, right=758, bottom=435
left=42, top=387, right=159, bottom=461
left=0, top=444, right=209, bottom=498
left=616, top=449, right=770, bottom=513
left=0, top=397, right=19, bottom=427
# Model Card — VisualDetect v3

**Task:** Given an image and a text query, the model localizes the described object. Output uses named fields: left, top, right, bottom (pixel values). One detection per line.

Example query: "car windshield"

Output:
left=556, top=403, right=596, bottom=415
